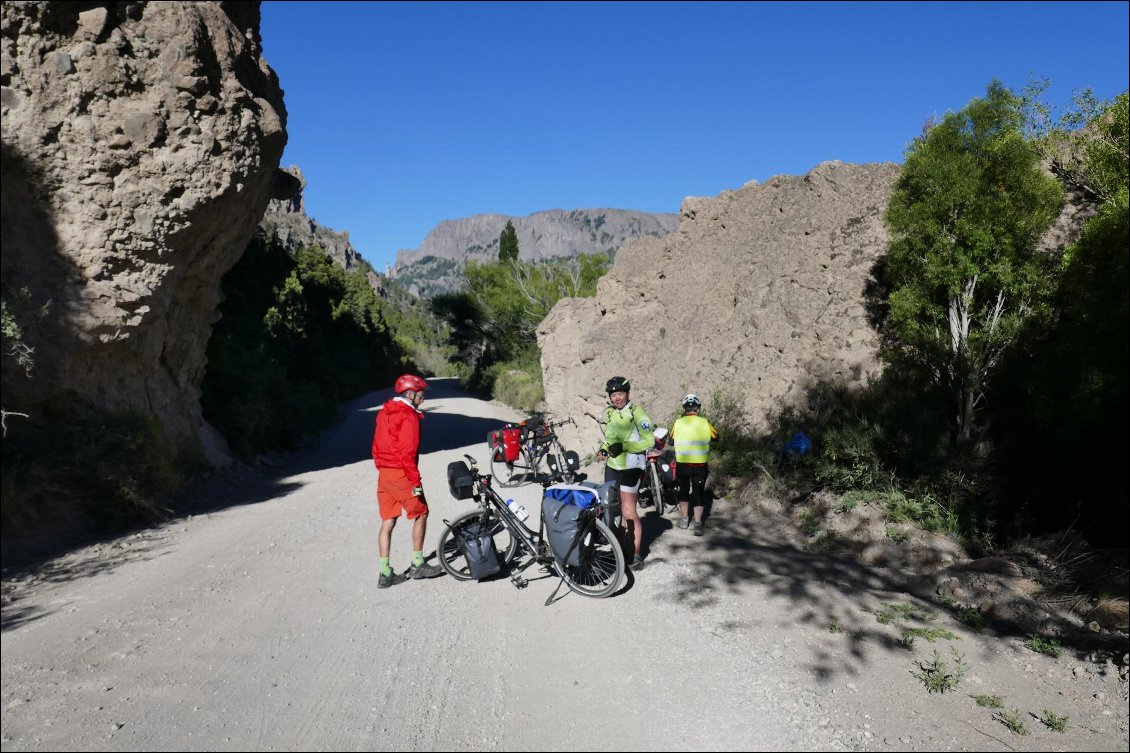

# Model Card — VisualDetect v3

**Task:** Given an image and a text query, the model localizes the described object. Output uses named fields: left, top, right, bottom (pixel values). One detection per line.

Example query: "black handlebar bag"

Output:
left=447, top=461, right=475, bottom=500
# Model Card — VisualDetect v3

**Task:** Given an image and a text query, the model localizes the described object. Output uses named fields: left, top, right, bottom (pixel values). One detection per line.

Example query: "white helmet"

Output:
left=681, top=393, right=702, bottom=410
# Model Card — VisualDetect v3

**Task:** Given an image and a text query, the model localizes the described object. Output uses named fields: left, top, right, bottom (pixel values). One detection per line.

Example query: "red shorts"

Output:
left=377, top=468, right=429, bottom=521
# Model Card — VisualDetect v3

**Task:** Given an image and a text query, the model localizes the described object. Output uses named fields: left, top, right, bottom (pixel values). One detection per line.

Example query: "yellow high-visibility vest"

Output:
left=671, top=414, right=717, bottom=464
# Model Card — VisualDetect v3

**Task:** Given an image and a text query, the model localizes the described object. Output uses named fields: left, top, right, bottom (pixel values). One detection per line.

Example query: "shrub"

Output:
left=912, top=648, right=969, bottom=694
left=1026, top=633, right=1063, bottom=658
left=1039, top=709, right=1068, bottom=732
left=490, top=355, right=544, bottom=412
left=1, top=403, right=188, bottom=534
left=971, top=694, right=1005, bottom=708
left=992, top=707, right=1028, bottom=735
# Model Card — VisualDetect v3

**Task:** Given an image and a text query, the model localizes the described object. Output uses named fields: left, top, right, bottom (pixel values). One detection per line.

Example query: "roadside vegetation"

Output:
left=703, top=82, right=1127, bottom=566
left=201, top=229, right=414, bottom=458
left=432, top=246, right=609, bottom=411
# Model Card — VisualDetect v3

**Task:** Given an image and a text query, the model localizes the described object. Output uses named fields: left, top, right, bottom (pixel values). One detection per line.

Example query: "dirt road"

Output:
left=2, top=379, right=1126, bottom=751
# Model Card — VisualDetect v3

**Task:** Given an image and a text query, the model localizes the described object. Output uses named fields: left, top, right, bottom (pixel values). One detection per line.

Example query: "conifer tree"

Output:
left=498, top=220, right=519, bottom=262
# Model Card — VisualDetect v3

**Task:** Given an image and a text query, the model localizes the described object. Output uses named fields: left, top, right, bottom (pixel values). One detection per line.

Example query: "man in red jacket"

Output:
left=372, top=374, right=442, bottom=587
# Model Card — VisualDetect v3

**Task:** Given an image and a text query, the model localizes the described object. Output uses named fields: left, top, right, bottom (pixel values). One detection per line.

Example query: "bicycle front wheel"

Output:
left=437, top=510, right=520, bottom=580
left=558, top=517, right=625, bottom=598
left=554, top=441, right=577, bottom=484
left=649, top=464, right=666, bottom=516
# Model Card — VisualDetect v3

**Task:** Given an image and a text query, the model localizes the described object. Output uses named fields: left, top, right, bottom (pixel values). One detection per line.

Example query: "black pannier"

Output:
left=656, top=450, right=677, bottom=485
left=455, top=517, right=501, bottom=579
left=447, top=460, right=475, bottom=500
left=563, top=450, right=581, bottom=473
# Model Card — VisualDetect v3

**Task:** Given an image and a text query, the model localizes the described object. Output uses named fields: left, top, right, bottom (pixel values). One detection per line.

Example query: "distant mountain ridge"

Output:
left=390, top=208, right=680, bottom=297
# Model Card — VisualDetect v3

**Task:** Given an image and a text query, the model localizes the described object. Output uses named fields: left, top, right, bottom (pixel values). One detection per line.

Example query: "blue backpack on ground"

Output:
left=784, top=431, right=812, bottom=458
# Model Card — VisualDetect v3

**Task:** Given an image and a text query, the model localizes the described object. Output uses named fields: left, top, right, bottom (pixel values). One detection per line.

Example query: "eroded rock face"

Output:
left=538, top=162, right=901, bottom=452
left=261, top=165, right=385, bottom=294
left=1, top=1, right=289, bottom=460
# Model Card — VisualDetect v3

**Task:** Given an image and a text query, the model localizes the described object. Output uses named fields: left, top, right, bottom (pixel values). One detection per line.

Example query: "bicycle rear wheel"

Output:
left=437, top=510, right=520, bottom=580
left=490, top=445, right=537, bottom=487
left=557, top=517, right=624, bottom=598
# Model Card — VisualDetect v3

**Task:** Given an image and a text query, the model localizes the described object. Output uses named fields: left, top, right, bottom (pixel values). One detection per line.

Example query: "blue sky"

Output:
left=261, top=1, right=1129, bottom=273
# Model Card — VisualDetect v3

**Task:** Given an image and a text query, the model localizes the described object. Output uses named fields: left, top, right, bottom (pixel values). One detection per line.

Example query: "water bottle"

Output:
left=506, top=498, right=529, bottom=522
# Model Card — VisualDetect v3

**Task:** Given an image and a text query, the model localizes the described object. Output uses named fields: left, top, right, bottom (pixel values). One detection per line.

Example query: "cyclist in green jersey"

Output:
left=596, top=376, right=655, bottom=571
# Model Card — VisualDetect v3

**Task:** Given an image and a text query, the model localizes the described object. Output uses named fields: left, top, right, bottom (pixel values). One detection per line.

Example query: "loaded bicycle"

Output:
left=637, top=427, right=677, bottom=517
left=440, top=455, right=625, bottom=603
left=487, top=413, right=581, bottom=487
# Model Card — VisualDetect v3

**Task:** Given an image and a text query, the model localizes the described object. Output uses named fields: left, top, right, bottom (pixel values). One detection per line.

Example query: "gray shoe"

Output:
left=407, top=561, right=443, bottom=579
left=693, top=521, right=705, bottom=537
left=677, top=517, right=690, bottom=529
left=630, top=555, right=645, bottom=571
left=377, top=570, right=407, bottom=589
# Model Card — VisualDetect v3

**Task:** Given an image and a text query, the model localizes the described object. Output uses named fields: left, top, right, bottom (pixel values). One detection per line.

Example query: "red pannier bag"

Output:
left=487, top=429, right=505, bottom=462
left=502, top=427, right=522, bottom=461
left=487, top=425, right=522, bottom=462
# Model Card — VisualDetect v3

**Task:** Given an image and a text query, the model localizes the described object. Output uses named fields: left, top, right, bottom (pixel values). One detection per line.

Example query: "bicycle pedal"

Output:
left=511, top=575, right=528, bottom=589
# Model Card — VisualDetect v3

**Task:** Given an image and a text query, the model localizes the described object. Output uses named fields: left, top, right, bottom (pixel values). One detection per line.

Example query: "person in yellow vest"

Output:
left=669, top=393, right=718, bottom=536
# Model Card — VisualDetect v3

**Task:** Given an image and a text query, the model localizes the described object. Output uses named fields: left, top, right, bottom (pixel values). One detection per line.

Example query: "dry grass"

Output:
left=1087, top=596, right=1130, bottom=631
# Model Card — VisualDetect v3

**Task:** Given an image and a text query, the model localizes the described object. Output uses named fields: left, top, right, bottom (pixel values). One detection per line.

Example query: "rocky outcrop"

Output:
left=1, top=1, right=290, bottom=461
left=538, top=162, right=901, bottom=453
left=390, top=208, right=679, bottom=297
left=260, top=165, right=384, bottom=294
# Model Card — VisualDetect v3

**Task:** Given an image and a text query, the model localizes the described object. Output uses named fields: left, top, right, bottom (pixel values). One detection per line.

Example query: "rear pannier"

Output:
left=541, top=484, right=599, bottom=566
left=486, top=425, right=522, bottom=462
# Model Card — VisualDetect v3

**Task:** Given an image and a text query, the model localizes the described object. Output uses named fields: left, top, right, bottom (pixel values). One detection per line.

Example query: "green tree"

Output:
left=993, top=88, right=1129, bottom=541
left=202, top=231, right=409, bottom=456
left=499, top=220, right=519, bottom=262
left=883, top=80, right=1064, bottom=443
left=433, top=254, right=609, bottom=398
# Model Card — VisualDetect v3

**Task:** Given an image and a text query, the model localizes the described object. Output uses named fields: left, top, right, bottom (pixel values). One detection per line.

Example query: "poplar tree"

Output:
left=883, top=81, right=1063, bottom=443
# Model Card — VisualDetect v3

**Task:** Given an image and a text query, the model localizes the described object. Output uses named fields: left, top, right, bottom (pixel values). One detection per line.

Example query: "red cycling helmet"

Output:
left=394, top=374, right=428, bottom=394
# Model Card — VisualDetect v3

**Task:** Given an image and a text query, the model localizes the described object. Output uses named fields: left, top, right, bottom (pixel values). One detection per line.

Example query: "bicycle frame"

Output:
left=447, top=454, right=622, bottom=600
left=491, top=417, right=578, bottom=487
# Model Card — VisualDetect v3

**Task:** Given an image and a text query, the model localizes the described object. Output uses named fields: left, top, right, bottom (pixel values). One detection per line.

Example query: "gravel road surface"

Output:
left=2, top=379, right=1126, bottom=751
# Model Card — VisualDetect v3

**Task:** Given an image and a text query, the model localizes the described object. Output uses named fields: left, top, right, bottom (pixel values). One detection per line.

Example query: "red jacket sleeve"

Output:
left=398, top=412, right=422, bottom=487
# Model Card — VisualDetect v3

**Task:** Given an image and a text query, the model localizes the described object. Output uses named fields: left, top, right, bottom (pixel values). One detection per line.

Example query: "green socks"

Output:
left=383, top=553, right=424, bottom=574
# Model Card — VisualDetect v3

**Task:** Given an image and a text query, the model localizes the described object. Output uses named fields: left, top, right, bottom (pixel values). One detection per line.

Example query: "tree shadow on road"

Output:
left=2, top=378, right=525, bottom=630
left=646, top=495, right=1128, bottom=687
left=288, top=378, right=513, bottom=474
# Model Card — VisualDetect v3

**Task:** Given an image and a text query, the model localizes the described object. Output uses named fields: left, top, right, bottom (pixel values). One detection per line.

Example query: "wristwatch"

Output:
left=411, top=486, right=424, bottom=497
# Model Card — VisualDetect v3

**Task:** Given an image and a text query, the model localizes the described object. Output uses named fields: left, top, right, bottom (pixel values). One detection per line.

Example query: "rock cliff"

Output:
left=538, top=162, right=901, bottom=453
left=1, top=1, right=290, bottom=461
left=391, top=208, right=679, bottom=297
left=260, top=164, right=384, bottom=294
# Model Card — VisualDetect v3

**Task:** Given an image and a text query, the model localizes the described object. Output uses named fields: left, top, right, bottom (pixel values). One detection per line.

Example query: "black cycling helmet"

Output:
left=605, top=376, right=631, bottom=394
